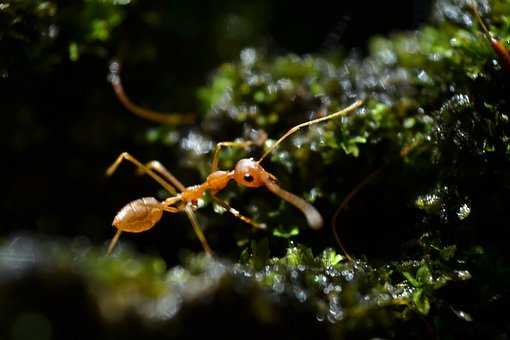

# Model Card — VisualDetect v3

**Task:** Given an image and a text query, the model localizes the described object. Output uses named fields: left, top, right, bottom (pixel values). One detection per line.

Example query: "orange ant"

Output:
left=106, top=100, right=364, bottom=255
left=469, top=3, right=510, bottom=73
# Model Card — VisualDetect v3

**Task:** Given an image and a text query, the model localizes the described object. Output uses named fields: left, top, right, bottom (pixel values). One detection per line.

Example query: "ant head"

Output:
left=233, top=158, right=269, bottom=188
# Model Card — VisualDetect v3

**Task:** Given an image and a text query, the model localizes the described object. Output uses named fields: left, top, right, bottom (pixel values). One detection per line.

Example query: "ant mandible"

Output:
left=106, top=100, right=363, bottom=255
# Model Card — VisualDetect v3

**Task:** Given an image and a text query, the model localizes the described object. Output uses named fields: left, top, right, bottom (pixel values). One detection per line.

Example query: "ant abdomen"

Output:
left=113, top=197, right=164, bottom=233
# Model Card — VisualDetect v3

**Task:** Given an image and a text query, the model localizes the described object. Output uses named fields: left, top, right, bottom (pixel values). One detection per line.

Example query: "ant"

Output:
left=106, top=100, right=363, bottom=255
left=469, top=3, right=510, bottom=73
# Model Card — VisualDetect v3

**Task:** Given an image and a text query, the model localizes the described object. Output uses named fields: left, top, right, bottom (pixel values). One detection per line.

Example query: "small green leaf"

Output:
left=284, top=245, right=314, bottom=267
left=440, top=245, right=457, bottom=261
left=250, top=238, right=270, bottom=270
left=285, top=247, right=301, bottom=267
left=403, top=271, right=420, bottom=287
left=416, top=265, right=433, bottom=285
left=273, top=225, right=299, bottom=238
left=350, top=136, right=368, bottom=144
left=253, top=90, right=265, bottom=103
left=403, top=117, right=416, bottom=128
left=341, top=136, right=366, bottom=157
left=239, top=248, right=250, bottom=264
left=69, top=42, right=79, bottom=61
left=320, top=248, right=343, bottom=267
left=342, top=144, right=360, bottom=157
left=90, top=20, right=109, bottom=41
left=412, top=288, right=430, bottom=315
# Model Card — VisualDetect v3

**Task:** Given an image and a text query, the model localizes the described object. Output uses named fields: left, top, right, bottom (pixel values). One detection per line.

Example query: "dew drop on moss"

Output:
left=457, top=203, right=471, bottom=220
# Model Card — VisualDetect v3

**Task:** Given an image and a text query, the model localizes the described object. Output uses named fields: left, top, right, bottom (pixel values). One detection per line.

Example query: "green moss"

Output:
left=0, top=237, right=471, bottom=336
left=139, top=0, right=510, bottom=337
left=0, top=0, right=131, bottom=73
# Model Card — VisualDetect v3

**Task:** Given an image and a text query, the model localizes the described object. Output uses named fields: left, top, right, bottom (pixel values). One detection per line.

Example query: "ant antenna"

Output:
left=469, top=3, right=492, bottom=39
left=330, top=136, right=424, bottom=261
left=257, top=100, right=363, bottom=163
left=331, top=167, right=384, bottom=262
left=468, top=3, right=510, bottom=72
left=108, top=60, right=196, bottom=125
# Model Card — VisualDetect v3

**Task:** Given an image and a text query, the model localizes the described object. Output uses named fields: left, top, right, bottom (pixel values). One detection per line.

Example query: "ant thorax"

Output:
left=206, top=170, right=232, bottom=191
left=181, top=184, right=207, bottom=202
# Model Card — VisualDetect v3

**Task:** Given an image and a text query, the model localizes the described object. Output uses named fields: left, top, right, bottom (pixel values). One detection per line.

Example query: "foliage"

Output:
left=1, top=0, right=510, bottom=339
left=0, top=236, right=471, bottom=338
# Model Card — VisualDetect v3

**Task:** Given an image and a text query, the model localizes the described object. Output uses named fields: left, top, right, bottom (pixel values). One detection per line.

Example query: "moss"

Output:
left=0, top=236, right=471, bottom=338
left=0, top=0, right=130, bottom=74
left=139, top=0, right=509, bottom=337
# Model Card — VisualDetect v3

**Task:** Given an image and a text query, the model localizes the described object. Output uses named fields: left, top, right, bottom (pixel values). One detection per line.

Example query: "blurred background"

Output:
left=5, top=1, right=510, bottom=339
left=1, top=0, right=433, bottom=264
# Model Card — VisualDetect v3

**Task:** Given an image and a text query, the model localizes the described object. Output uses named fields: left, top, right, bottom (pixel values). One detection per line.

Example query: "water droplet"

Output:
left=417, top=70, right=432, bottom=84
left=240, top=48, right=256, bottom=66
left=146, top=293, right=182, bottom=320
left=48, top=24, right=59, bottom=39
left=341, top=269, right=354, bottom=281
left=314, top=274, right=327, bottom=286
left=294, top=288, right=308, bottom=302
left=277, top=79, right=293, bottom=91
left=457, top=203, right=471, bottom=220
left=450, top=306, right=473, bottom=322
left=272, top=280, right=285, bottom=294
left=454, top=270, right=471, bottom=280
left=213, top=203, right=227, bottom=214
left=180, top=131, right=213, bottom=155
left=328, top=297, right=344, bottom=322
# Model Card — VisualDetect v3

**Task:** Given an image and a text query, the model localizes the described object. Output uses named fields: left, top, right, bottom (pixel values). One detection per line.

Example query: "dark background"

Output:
left=1, top=0, right=433, bottom=264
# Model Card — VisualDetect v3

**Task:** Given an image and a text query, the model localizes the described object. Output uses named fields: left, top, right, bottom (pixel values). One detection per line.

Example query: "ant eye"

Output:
left=233, top=159, right=265, bottom=188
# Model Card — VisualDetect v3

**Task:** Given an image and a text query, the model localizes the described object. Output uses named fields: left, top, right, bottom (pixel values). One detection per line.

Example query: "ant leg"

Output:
left=183, top=205, right=214, bottom=256
left=127, top=159, right=215, bottom=256
left=107, top=229, right=123, bottom=255
left=211, top=140, right=253, bottom=172
left=108, top=60, right=196, bottom=125
left=106, top=152, right=178, bottom=195
left=140, top=161, right=216, bottom=254
left=138, top=160, right=186, bottom=192
left=107, top=153, right=214, bottom=256
left=208, top=139, right=263, bottom=229
left=211, top=194, right=266, bottom=230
